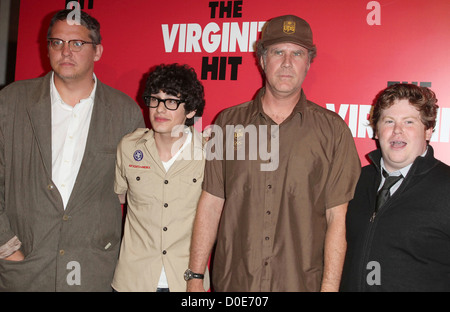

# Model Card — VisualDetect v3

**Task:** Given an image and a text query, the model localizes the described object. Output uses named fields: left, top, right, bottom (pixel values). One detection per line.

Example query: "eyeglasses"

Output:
left=144, top=96, right=185, bottom=111
left=47, top=38, right=95, bottom=52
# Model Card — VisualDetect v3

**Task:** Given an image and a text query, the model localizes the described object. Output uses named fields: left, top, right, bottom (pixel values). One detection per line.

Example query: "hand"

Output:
left=202, top=126, right=212, bottom=143
left=4, top=250, right=25, bottom=261
left=118, top=193, right=126, bottom=204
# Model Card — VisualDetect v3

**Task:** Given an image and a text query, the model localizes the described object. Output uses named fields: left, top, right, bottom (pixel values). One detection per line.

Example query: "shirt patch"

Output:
left=129, top=164, right=151, bottom=169
left=133, top=150, right=144, bottom=161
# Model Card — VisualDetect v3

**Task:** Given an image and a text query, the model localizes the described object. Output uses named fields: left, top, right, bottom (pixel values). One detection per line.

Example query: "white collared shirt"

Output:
left=50, top=72, right=97, bottom=209
left=379, top=147, right=428, bottom=195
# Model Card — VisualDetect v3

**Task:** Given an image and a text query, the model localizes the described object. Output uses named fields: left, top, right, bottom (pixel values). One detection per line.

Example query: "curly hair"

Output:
left=370, top=83, right=438, bottom=136
left=143, top=64, right=205, bottom=126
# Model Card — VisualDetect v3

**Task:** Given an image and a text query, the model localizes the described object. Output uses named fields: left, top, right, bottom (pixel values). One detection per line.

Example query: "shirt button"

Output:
left=59, top=250, right=65, bottom=256
left=62, top=215, right=70, bottom=221
left=266, top=210, right=271, bottom=215
left=164, top=180, right=169, bottom=184
left=162, top=250, right=167, bottom=255
left=267, top=185, right=272, bottom=189
left=164, top=203, right=168, bottom=208
left=136, top=176, right=140, bottom=181
left=193, top=178, right=197, bottom=183
left=265, top=236, right=270, bottom=241
left=47, top=184, right=54, bottom=190
left=163, top=227, right=168, bottom=231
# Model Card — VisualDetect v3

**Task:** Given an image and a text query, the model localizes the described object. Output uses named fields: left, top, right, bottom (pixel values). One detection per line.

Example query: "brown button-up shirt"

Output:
left=203, top=88, right=361, bottom=291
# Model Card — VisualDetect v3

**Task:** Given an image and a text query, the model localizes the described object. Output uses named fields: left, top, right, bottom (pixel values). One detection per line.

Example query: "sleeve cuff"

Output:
left=0, top=236, right=22, bottom=259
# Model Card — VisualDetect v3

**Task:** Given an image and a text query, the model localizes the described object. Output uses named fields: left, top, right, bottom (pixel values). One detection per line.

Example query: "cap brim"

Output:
left=262, top=37, right=314, bottom=50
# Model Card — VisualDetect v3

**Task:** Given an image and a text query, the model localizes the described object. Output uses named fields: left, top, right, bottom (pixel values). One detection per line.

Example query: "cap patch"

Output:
left=283, top=21, right=296, bottom=35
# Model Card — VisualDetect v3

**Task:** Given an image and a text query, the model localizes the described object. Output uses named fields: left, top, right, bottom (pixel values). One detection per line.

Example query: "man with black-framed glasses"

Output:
left=111, top=63, right=210, bottom=292
left=0, top=9, right=144, bottom=291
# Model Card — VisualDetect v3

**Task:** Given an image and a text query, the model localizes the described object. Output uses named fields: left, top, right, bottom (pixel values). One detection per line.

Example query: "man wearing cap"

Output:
left=187, top=15, right=360, bottom=292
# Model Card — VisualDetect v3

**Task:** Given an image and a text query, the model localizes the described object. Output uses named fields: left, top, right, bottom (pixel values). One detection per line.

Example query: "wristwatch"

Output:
left=184, top=269, right=204, bottom=281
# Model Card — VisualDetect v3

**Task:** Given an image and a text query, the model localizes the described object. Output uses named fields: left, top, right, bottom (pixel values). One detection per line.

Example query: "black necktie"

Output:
left=372, top=170, right=403, bottom=221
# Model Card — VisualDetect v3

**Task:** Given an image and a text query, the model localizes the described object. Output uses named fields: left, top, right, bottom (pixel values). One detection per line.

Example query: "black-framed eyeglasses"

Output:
left=144, top=96, right=185, bottom=111
left=47, top=38, right=95, bottom=52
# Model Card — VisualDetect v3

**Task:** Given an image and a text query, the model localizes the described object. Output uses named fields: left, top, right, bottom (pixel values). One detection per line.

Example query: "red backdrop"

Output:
left=15, top=0, right=450, bottom=166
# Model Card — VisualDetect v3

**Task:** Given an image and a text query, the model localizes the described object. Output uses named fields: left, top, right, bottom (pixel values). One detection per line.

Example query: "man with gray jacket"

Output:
left=0, top=9, right=144, bottom=291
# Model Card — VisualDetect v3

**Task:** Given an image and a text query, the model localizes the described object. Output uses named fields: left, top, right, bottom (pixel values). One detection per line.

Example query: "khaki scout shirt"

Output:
left=112, top=127, right=209, bottom=292
left=203, top=88, right=361, bottom=292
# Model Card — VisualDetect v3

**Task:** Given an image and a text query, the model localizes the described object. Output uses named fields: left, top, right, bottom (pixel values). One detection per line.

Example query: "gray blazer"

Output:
left=0, top=72, right=144, bottom=291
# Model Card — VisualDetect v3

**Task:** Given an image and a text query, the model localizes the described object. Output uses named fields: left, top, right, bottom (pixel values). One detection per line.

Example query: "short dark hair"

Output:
left=370, top=83, right=438, bottom=134
left=47, top=9, right=102, bottom=45
left=255, top=40, right=317, bottom=66
left=143, top=64, right=205, bottom=127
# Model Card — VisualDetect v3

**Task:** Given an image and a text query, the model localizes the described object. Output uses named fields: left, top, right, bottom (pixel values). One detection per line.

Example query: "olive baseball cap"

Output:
left=260, top=15, right=315, bottom=50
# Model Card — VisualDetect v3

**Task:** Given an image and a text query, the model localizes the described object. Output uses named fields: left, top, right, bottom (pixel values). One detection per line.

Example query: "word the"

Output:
left=209, top=1, right=243, bottom=18
left=388, top=81, right=432, bottom=88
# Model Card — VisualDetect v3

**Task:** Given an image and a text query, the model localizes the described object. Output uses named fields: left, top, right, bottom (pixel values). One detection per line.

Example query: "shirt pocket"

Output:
left=180, top=173, right=204, bottom=186
left=126, top=167, right=161, bottom=205
left=179, top=173, right=203, bottom=204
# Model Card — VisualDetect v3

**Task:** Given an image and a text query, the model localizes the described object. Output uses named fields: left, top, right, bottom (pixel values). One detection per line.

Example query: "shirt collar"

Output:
left=135, top=126, right=194, bottom=146
left=50, top=71, right=97, bottom=108
left=380, top=146, right=428, bottom=177
left=251, top=87, right=306, bottom=123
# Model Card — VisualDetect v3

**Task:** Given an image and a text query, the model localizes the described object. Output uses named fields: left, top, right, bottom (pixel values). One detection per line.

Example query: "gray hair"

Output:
left=47, top=9, right=102, bottom=45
